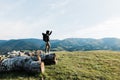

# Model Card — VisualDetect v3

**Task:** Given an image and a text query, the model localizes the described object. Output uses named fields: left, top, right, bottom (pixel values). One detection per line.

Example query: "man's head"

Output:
left=46, top=30, right=49, bottom=34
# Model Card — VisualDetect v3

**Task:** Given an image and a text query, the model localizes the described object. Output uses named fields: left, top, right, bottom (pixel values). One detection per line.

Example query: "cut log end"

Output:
left=40, top=62, right=45, bottom=73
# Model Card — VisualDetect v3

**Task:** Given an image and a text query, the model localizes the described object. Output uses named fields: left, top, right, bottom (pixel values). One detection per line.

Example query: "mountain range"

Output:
left=0, top=38, right=120, bottom=54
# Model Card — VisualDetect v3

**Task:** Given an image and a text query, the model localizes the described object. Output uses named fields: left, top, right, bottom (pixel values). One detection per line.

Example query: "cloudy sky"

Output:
left=0, top=0, right=120, bottom=40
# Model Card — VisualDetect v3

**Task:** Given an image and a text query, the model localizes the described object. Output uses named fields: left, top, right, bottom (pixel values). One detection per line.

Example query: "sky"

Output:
left=0, top=0, right=120, bottom=40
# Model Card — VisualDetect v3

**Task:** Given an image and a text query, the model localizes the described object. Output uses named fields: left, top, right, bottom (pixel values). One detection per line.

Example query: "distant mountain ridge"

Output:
left=0, top=38, right=120, bottom=54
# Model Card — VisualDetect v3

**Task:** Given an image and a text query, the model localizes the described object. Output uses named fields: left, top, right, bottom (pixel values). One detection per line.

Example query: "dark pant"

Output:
left=45, top=42, right=51, bottom=53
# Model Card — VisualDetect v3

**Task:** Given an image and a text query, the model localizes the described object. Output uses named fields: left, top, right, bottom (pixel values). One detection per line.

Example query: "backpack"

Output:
left=42, top=33, right=47, bottom=42
left=42, top=33, right=49, bottom=42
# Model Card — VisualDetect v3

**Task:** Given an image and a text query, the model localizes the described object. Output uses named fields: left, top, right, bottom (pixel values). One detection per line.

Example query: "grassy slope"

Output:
left=0, top=50, right=120, bottom=80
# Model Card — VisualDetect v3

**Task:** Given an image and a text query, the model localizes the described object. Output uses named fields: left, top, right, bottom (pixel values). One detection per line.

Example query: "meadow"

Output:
left=0, top=50, right=120, bottom=80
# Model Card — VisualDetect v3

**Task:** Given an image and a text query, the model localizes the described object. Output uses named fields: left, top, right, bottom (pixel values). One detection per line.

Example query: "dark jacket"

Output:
left=42, top=31, right=52, bottom=42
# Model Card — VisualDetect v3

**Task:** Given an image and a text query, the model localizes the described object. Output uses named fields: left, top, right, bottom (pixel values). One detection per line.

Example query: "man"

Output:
left=42, top=30, right=52, bottom=53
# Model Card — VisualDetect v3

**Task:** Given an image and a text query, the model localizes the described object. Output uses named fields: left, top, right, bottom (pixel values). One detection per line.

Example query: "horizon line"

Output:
left=0, top=37, right=119, bottom=41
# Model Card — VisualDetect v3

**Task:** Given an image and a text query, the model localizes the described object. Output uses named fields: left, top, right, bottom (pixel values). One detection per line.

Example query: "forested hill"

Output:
left=0, top=38, right=120, bottom=54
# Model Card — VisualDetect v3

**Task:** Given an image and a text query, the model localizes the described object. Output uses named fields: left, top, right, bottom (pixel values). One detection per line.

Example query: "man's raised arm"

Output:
left=49, top=31, right=52, bottom=35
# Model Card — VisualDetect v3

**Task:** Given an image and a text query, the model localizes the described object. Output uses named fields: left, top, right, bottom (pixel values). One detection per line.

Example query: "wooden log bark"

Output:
left=30, top=53, right=57, bottom=65
left=40, top=53, right=57, bottom=65
left=0, top=56, right=44, bottom=73
left=36, top=50, right=57, bottom=65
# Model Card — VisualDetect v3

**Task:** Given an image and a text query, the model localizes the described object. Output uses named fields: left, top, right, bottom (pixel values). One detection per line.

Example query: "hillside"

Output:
left=1, top=38, right=120, bottom=54
left=0, top=51, right=120, bottom=80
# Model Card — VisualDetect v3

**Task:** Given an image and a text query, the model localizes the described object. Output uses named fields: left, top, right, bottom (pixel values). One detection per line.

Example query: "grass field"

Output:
left=0, top=50, right=120, bottom=80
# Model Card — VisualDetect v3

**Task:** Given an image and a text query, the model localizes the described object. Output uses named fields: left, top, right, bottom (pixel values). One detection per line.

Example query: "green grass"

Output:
left=0, top=50, right=120, bottom=80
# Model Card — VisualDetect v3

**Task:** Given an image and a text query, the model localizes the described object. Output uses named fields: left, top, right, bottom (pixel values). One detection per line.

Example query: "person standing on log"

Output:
left=42, top=30, right=52, bottom=53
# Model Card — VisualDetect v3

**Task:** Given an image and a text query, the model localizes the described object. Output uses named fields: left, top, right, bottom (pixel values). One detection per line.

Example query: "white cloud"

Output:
left=70, top=17, right=120, bottom=39
left=1, top=0, right=120, bottom=40
left=0, top=0, right=27, bottom=16
left=49, top=0, right=70, bottom=10
left=1, top=17, right=120, bottom=40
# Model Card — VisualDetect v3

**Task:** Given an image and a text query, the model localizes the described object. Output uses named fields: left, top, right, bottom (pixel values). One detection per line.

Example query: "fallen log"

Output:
left=30, top=53, right=57, bottom=65
left=32, top=50, right=57, bottom=65
left=6, top=50, right=57, bottom=65
left=40, top=53, right=57, bottom=65
left=0, top=56, right=44, bottom=73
